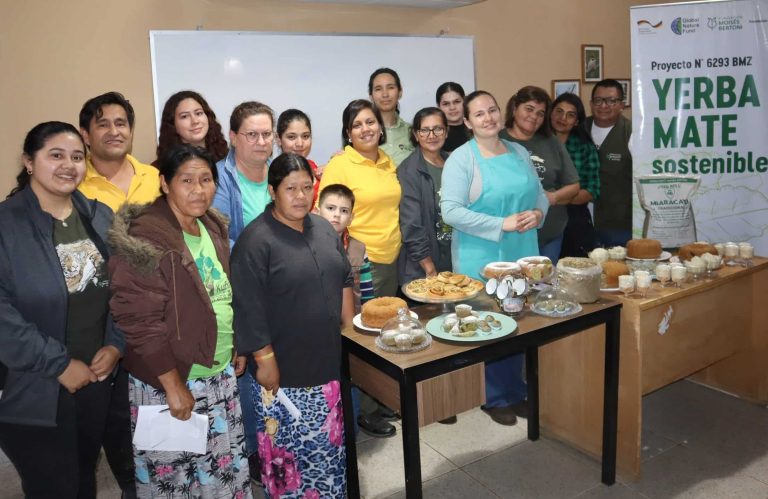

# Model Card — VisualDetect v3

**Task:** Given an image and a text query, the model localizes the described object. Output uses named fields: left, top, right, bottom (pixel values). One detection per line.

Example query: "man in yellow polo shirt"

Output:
left=77, top=91, right=159, bottom=499
left=78, top=91, right=160, bottom=212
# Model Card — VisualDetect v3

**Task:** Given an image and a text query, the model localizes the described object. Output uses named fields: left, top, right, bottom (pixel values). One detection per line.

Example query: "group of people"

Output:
left=0, top=66, right=632, bottom=498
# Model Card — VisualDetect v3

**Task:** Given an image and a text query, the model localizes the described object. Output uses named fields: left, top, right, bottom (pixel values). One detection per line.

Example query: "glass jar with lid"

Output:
left=375, top=307, right=432, bottom=353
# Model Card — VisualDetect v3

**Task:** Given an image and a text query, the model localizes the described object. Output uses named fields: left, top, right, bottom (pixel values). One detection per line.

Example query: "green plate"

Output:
left=426, top=311, right=518, bottom=343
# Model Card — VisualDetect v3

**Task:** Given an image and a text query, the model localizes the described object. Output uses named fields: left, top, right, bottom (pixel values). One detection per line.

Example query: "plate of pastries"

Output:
left=402, top=272, right=485, bottom=303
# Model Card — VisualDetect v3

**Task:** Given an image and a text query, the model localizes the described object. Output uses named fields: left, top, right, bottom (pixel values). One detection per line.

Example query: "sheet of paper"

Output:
left=133, top=405, right=208, bottom=454
left=277, top=388, right=302, bottom=420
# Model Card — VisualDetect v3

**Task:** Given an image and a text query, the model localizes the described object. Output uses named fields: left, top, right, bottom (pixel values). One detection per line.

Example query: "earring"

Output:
left=380, top=131, right=384, bottom=136
left=348, top=137, right=352, bottom=143
left=26, top=169, right=32, bottom=175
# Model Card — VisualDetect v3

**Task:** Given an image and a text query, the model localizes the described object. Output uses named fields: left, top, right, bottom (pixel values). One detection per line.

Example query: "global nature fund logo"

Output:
left=671, top=16, right=700, bottom=35
left=637, top=19, right=662, bottom=34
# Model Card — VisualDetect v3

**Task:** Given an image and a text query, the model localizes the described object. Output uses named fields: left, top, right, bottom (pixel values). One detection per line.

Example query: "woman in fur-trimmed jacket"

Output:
left=108, top=144, right=252, bottom=499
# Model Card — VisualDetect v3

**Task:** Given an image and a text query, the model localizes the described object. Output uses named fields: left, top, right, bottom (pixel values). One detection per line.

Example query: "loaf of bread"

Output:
left=626, top=239, right=662, bottom=259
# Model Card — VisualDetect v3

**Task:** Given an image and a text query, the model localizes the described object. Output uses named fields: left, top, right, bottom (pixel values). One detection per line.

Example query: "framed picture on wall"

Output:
left=616, top=79, right=631, bottom=108
left=551, top=79, right=580, bottom=99
left=581, top=44, right=604, bottom=82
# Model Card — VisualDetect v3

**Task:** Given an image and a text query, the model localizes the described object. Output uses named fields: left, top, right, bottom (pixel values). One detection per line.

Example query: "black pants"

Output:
left=560, top=204, right=598, bottom=258
left=102, top=364, right=137, bottom=498
left=0, top=380, right=111, bottom=499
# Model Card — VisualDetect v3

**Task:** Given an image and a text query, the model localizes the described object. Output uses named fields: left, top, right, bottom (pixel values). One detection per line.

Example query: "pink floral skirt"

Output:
left=252, top=380, right=346, bottom=498
left=129, top=365, right=253, bottom=498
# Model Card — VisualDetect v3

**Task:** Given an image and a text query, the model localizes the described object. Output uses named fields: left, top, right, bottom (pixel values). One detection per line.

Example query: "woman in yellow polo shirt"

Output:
left=319, top=99, right=402, bottom=297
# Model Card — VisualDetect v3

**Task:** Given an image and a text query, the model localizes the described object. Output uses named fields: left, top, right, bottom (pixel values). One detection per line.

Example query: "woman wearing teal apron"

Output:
left=442, top=91, right=548, bottom=425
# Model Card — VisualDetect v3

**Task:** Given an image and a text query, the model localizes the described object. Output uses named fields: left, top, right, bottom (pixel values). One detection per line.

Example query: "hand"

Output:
left=255, top=354, right=280, bottom=395
left=58, top=359, right=97, bottom=393
left=419, top=257, right=437, bottom=278
left=516, top=210, right=541, bottom=233
left=233, top=355, right=248, bottom=376
left=502, top=214, right=522, bottom=232
left=314, top=164, right=325, bottom=179
left=89, top=345, right=121, bottom=381
left=545, top=191, right=558, bottom=206
left=165, top=384, right=196, bottom=421
left=157, top=369, right=195, bottom=420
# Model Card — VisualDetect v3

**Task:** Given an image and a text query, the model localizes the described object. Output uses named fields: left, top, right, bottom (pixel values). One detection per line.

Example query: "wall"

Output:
left=0, top=0, right=660, bottom=195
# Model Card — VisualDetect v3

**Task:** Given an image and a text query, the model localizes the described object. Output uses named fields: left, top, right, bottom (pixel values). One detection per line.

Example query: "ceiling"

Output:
left=290, top=0, right=485, bottom=8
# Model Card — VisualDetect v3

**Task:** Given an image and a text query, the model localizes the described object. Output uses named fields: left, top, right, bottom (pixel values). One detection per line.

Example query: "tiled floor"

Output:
left=1, top=379, right=767, bottom=498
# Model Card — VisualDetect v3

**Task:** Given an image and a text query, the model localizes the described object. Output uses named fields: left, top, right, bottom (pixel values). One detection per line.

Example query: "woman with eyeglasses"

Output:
left=397, top=107, right=452, bottom=284
left=500, top=86, right=580, bottom=264
left=550, top=93, right=600, bottom=258
left=212, top=101, right=275, bottom=477
left=213, top=101, right=275, bottom=248
left=442, top=90, right=548, bottom=427
left=436, top=82, right=469, bottom=153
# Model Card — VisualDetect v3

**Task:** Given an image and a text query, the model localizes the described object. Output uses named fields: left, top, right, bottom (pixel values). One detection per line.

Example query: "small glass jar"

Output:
left=656, top=263, right=671, bottom=287
left=739, top=243, right=754, bottom=267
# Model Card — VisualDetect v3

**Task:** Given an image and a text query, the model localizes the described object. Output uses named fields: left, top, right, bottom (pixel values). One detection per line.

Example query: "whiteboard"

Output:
left=150, top=31, right=475, bottom=165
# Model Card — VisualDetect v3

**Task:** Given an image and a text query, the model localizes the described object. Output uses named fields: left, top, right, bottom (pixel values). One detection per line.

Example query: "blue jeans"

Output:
left=238, top=369, right=258, bottom=455
left=596, top=230, right=632, bottom=248
left=484, top=354, right=527, bottom=408
left=539, top=235, right=564, bottom=266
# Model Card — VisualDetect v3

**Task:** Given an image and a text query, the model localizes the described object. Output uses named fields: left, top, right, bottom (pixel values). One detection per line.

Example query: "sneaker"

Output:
left=481, top=405, right=518, bottom=426
left=357, top=414, right=396, bottom=438
left=437, top=416, right=458, bottom=424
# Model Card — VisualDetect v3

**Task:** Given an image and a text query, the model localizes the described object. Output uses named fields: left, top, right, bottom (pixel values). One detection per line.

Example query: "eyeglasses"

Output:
left=239, top=130, right=273, bottom=143
left=592, top=97, right=622, bottom=107
left=416, top=126, right=446, bottom=138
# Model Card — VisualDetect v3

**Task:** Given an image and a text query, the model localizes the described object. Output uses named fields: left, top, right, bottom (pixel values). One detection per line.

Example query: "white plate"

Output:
left=626, top=251, right=671, bottom=262
left=352, top=311, right=419, bottom=333
left=600, top=287, right=621, bottom=292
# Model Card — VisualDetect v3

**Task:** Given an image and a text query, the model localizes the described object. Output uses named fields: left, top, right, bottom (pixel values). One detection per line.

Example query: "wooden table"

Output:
left=537, top=257, right=768, bottom=478
left=340, top=296, right=623, bottom=499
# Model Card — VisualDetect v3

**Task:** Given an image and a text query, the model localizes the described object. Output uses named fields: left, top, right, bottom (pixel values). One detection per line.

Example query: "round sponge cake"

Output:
left=361, top=297, right=408, bottom=328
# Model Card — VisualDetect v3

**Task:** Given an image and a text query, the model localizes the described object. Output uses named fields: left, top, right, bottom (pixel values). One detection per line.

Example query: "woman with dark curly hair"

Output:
left=153, top=90, right=228, bottom=165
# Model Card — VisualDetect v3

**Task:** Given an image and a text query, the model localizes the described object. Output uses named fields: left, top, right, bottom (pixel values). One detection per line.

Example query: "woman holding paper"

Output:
left=231, top=153, right=354, bottom=498
left=108, top=144, right=252, bottom=498
left=0, top=122, right=122, bottom=498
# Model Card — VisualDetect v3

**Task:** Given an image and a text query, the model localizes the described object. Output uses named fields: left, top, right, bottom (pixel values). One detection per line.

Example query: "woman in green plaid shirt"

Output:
left=551, top=93, right=601, bottom=257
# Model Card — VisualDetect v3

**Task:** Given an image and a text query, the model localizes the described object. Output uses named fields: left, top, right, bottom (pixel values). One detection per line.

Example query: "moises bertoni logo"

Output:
left=637, top=19, right=663, bottom=34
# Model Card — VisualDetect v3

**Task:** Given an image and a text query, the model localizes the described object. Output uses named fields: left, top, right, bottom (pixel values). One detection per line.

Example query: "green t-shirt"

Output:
left=184, top=220, right=234, bottom=379
left=53, top=210, right=110, bottom=363
left=237, top=170, right=271, bottom=226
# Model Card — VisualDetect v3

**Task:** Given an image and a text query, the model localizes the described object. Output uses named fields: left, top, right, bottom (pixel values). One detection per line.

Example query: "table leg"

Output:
left=526, top=347, right=540, bottom=441
left=341, top=351, right=360, bottom=499
left=400, top=372, right=422, bottom=499
left=601, top=310, right=621, bottom=485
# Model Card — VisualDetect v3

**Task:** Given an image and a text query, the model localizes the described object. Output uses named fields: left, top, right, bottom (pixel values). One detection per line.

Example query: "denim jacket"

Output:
left=213, top=148, right=245, bottom=249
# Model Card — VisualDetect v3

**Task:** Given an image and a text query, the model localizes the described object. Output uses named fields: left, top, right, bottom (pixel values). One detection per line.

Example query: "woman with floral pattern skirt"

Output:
left=231, top=153, right=354, bottom=498
left=109, top=144, right=252, bottom=498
